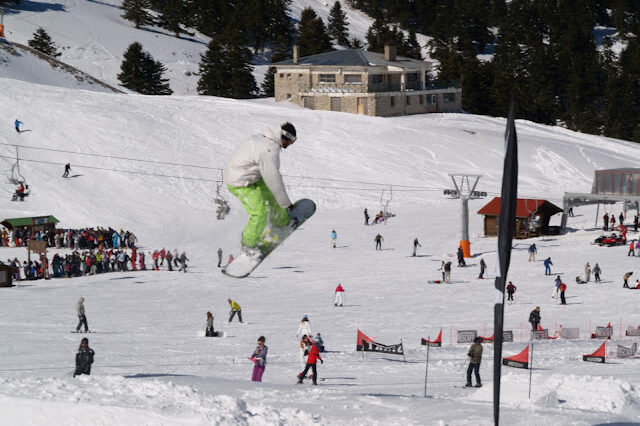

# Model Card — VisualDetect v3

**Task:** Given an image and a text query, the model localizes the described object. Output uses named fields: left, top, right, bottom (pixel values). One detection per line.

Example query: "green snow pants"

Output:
left=227, top=179, right=290, bottom=249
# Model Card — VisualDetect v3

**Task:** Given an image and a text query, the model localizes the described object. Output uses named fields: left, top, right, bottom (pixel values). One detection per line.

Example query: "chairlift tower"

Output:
left=443, top=174, right=487, bottom=257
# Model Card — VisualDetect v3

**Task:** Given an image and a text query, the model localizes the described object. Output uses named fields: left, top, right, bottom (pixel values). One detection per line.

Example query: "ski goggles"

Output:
left=282, top=130, right=296, bottom=143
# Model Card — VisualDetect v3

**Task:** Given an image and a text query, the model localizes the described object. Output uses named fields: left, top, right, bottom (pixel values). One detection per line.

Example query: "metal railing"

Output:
left=299, top=81, right=440, bottom=94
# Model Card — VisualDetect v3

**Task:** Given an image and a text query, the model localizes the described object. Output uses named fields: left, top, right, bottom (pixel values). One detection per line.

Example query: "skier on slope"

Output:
left=529, top=307, right=541, bottom=330
left=297, top=340, right=323, bottom=385
left=63, top=163, right=71, bottom=178
left=543, top=257, right=553, bottom=275
left=506, top=281, right=516, bottom=301
left=217, top=248, right=223, bottom=268
left=206, top=311, right=216, bottom=337
left=412, top=238, right=422, bottom=257
left=478, top=258, right=486, bottom=279
left=249, top=336, right=268, bottom=382
left=224, top=122, right=297, bottom=260
left=465, top=337, right=483, bottom=388
left=178, top=252, right=189, bottom=272
left=593, top=263, right=601, bottom=283
left=330, top=230, right=337, bottom=248
left=528, top=243, right=537, bottom=262
left=75, top=297, right=89, bottom=333
left=457, top=246, right=466, bottom=267
left=297, top=314, right=312, bottom=338
left=14, top=119, right=22, bottom=133
left=334, top=283, right=344, bottom=306
left=374, top=234, right=383, bottom=250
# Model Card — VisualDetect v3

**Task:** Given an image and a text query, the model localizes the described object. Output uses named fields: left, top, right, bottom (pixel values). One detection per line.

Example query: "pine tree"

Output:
left=121, top=0, right=154, bottom=29
left=262, top=34, right=290, bottom=96
left=328, top=1, right=350, bottom=47
left=118, top=42, right=172, bottom=95
left=297, top=8, right=333, bottom=56
left=159, top=0, right=188, bottom=38
left=404, top=29, right=422, bottom=59
left=350, top=37, right=363, bottom=49
left=198, top=35, right=257, bottom=99
left=27, top=28, right=61, bottom=58
left=365, top=19, right=391, bottom=52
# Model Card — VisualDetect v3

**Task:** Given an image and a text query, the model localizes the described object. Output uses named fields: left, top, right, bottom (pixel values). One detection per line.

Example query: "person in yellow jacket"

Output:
left=228, top=298, right=243, bottom=323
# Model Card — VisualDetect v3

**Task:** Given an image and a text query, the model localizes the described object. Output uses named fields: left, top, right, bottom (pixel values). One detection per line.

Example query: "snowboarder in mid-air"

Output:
left=225, top=122, right=297, bottom=260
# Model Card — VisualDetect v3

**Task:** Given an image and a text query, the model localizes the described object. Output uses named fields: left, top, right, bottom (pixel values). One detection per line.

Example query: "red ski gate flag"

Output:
left=583, top=342, right=606, bottom=363
left=502, top=345, right=529, bottom=369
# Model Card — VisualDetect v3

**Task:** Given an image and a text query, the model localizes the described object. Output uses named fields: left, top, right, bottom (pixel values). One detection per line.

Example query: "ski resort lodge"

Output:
left=478, top=198, right=563, bottom=239
left=272, top=45, right=462, bottom=117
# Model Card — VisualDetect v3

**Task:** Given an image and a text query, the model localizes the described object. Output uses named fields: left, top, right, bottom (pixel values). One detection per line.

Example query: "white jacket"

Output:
left=77, top=297, right=85, bottom=316
left=297, top=321, right=312, bottom=338
left=225, top=126, right=292, bottom=208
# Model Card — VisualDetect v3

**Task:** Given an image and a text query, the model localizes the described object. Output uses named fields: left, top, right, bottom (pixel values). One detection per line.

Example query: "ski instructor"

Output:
left=225, top=122, right=297, bottom=258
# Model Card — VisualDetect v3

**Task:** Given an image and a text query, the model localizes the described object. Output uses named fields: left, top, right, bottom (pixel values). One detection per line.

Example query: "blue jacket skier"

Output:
left=14, top=119, right=22, bottom=133
left=543, top=257, right=553, bottom=275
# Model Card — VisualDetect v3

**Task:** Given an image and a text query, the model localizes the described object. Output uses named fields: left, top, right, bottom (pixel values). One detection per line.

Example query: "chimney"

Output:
left=384, top=43, right=396, bottom=62
left=293, top=45, right=299, bottom=64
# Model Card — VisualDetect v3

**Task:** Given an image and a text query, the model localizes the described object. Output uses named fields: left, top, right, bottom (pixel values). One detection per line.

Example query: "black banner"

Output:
left=592, top=326, right=612, bottom=339
left=531, top=330, right=549, bottom=340
left=457, top=330, right=478, bottom=343
left=626, top=326, right=640, bottom=336
left=494, top=101, right=519, bottom=426
left=421, top=338, right=441, bottom=347
left=502, top=359, right=528, bottom=369
left=357, top=341, right=404, bottom=355
left=582, top=355, right=605, bottom=363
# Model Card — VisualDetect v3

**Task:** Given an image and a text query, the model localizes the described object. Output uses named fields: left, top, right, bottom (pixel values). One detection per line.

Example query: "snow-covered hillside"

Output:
left=0, top=39, right=119, bottom=92
left=2, top=0, right=397, bottom=95
left=2, top=78, right=640, bottom=424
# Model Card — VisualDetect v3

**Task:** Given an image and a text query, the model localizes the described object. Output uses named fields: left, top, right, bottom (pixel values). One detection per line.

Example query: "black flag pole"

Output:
left=493, top=101, right=519, bottom=426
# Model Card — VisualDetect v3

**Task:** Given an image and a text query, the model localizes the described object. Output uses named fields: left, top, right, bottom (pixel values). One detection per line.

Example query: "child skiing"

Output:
left=297, top=341, right=323, bottom=385
left=225, top=123, right=297, bottom=260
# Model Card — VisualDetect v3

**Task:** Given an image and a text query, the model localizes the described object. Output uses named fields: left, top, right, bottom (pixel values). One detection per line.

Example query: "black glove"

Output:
left=320, top=359, right=324, bottom=364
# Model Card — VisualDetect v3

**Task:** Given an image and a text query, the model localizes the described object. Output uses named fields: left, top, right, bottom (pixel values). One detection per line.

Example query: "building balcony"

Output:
left=299, top=81, right=428, bottom=94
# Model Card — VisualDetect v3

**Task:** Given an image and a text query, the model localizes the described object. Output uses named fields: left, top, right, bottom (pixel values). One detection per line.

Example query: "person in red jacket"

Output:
left=131, top=247, right=137, bottom=270
left=559, top=282, right=567, bottom=305
left=297, top=341, right=323, bottom=385
left=159, top=248, right=166, bottom=266
left=629, top=241, right=635, bottom=256
left=334, top=283, right=344, bottom=306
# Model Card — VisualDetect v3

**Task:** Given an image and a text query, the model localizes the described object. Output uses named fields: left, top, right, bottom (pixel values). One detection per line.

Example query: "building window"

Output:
left=279, top=73, right=284, bottom=78
left=390, top=96, right=396, bottom=107
left=371, top=75, right=383, bottom=84
left=419, top=95, right=424, bottom=104
left=344, top=74, right=362, bottom=84
left=286, top=94, right=292, bottom=99
left=443, top=93, right=455, bottom=103
left=406, top=96, right=411, bottom=105
left=406, top=73, right=418, bottom=82
left=426, top=95, right=436, bottom=104
left=298, top=74, right=303, bottom=78
left=319, top=74, right=336, bottom=83
left=286, top=73, right=292, bottom=79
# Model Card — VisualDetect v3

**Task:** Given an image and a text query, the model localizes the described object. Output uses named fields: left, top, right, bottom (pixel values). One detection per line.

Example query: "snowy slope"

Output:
left=0, top=39, right=119, bottom=92
left=2, top=0, right=404, bottom=95
left=2, top=79, right=640, bottom=424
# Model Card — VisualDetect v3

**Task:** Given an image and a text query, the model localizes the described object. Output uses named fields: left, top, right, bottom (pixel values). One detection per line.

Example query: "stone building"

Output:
left=272, top=45, right=462, bottom=117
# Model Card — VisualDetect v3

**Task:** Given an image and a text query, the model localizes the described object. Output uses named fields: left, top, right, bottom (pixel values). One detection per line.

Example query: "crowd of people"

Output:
left=4, top=246, right=189, bottom=281
left=0, top=226, right=137, bottom=250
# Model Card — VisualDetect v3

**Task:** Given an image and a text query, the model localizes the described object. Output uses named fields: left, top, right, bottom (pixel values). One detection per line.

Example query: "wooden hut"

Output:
left=477, top=198, right=563, bottom=239
left=0, top=263, right=13, bottom=287
left=1, top=215, right=59, bottom=235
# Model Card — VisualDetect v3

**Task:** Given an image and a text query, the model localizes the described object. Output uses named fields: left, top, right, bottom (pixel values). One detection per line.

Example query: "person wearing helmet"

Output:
left=225, top=122, right=297, bottom=258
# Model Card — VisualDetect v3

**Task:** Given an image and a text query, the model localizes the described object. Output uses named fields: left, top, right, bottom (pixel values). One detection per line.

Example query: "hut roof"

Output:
left=1, top=215, right=59, bottom=230
left=477, top=198, right=563, bottom=219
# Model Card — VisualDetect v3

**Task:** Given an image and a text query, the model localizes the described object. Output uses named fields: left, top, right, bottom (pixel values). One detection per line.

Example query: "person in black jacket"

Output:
left=74, top=337, right=95, bottom=377
left=528, top=307, right=541, bottom=330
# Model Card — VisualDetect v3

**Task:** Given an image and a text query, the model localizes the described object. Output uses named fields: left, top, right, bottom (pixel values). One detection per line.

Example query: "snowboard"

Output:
left=222, top=199, right=316, bottom=278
